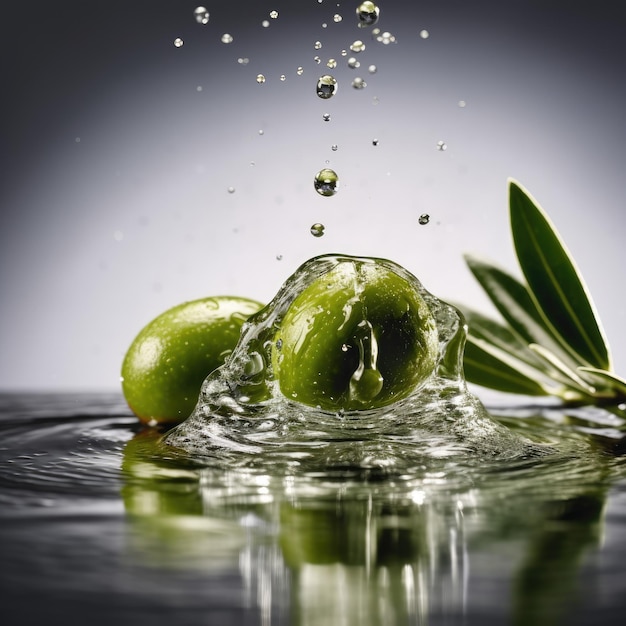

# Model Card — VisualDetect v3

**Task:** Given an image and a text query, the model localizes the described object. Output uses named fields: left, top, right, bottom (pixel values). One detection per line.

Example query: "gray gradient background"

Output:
left=1, top=0, right=625, bottom=391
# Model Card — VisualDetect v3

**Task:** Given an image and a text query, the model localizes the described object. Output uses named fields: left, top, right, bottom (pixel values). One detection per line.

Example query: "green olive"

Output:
left=272, top=259, right=438, bottom=411
left=122, top=296, right=264, bottom=423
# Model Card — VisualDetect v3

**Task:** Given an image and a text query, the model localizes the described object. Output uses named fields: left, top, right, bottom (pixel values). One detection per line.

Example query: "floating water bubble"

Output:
left=331, top=144, right=338, bottom=151
left=196, top=85, right=203, bottom=92
left=316, top=74, right=338, bottom=99
left=297, top=66, right=304, bottom=75
left=326, top=58, right=337, bottom=69
left=194, top=6, right=210, bottom=24
left=238, top=57, right=250, bottom=65
left=352, top=77, right=367, bottom=89
left=262, top=20, right=270, bottom=27
left=436, top=140, right=447, bottom=151
left=314, top=168, right=339, bottom=196
left=173, top=37, right=184, bottom=48
left=280, top=74, right=286, bottom=81
left=368, top=64, right=377, bottom=73
left=310, top=223, right=325, bottom=237
left=276, top=254, right=283, bottom=261
left=322, top=113, right=331, bottom=121
left=314, top=55, right=321, bottom=64
left=372, top=138, right=379, bottom=146
left=357, top=2, right=380, bottom=27
left=221, top=33, right=233, bottom=44
left=314, top=41, right=323, bottom=50
left=420, top=29, right=430, bottom=39
left=270, top=10, right=279, bottom=19
left=258, top=129, right=265, bottom=135
left=348, top=57, right=360, bottom=69
left=458, top=100, right=467, bottom=108
left=341, top=49, right=348, bottom=56
left=321, top=23, right=328, bottom=28
left=418, top=213, right=430, bottom=225
left=333, top=14, right=343, bottom=23
left=371, top=27, right=381, bottom=39
left=256, top=74, right=266, bottom=84
left=228, top=186, right=235, bottom=194
left=350, top=40, right=366, bottom=53
left=376, top=31, right=396, bottom=44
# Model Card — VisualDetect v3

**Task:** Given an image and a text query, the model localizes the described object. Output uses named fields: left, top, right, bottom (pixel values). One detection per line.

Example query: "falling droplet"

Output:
left=372, top=138, right=379, bottom=146
left=352, top=77, right=367, bottom=89
left=322, top=113, right=331, bottom=122
left=341, top=49, right=348, bottom=57
left=377, top=31, right=396, bottom=45
left=316, top=74, right=338, bottom=99
left=420, top=29, right=430, bottom=39
left=418, top=213, right=430, bottom=225
left=326, top=58, right=337, bottom=69
left=276, top=254, right=283, bottom=260
left=258, top=129, right=265, bottom=135
left=194, top=7, right=210, bottom=24
left=458, top=100, right=467, bottom=108
left=228, top=186, right=235, bottom=194
left=350, top=40, right=366, bottom=53
left=310, top=223, right=325, bottom=237
left=296, top=66, right=304, bottom=75
left=270, top=10, right=279, bottom=19
left=436, top=140, right=447, bottom=151
left=314, top=41, right=323, bottom=50
left=238, top=57, right=250, bottom=65
left=262, top=20, right=270, bottom=28
left=256, top=74, right=266, bottom=84
left=331, top=144, right=338, bottom=151
left=314, top=168, right=339, bottom=196
left=357, top=2, right=380, bottom=27
left=333, top=14, right=343, bottom=23
left=348, top=57, right=360, bottom=69
left=314, top=55, right=321, bottom=64
left=173, top=37, right=184, bottom=48
left=368, top=64, right=377, bottom=73
left=196, top=85, right=203, bottom=92
left=280, top=74, right=287, bottom=81
left=221, top=33, right=233, bottom=44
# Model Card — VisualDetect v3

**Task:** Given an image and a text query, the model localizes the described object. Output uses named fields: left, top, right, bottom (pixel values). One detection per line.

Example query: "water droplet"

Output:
left=74, top=137, right=81, bottom=143
left=348, top=57, right=360, bottom=69
left=372, top=138, right=379, bottom=146
left=280, top=74, right=286, bottom=81
left=256, top=74, right=266, bottom=84
left=341, top=343, right=350, bottom=352
left=316, top=74, right=338, bottom=99
left=326, top=58, right=337, bottom=69
left=420, top=29, right=430, bottom=39
left=350, top=40, right=366, bottom=53
left=238, top=57, right=250, bottom=65
left=221, top=33, right=233, bottom=44
left=270, top=10, right=279, bottom=19
left=334, top=14, right=343, bottom=23
left=322, top=113, right=331, bottom=122
left=458, top=100, right=467, bottom=108
left=196, top=85, right=203, bottom=92
left=351, top=77, right=367, bottom=89
left=357, top=2, right=380, bottom=27
left=113, top=230, right=124, bottom=242
left=341, top=49, right=348, bottom=56
left=331, top=144, right=338, bottom=151
left=314, top=55, right=321, bottom=64
left=276, top=254, right=283, bottom=260
left=310, top=223, right=325, bottom=237
left=258, top=129, right=265, bottom=135
left=262, top=20, right=270, bottom=28
left=173, top=37, right=184, bottom=48
left=436, top=140, right=447, bottom=151
left=376, top=31, right=396, bottom=45
left=228, top=186, right=235, bottom=194
left=194, top=6, right=209, bottom=24
left=418, top=213, right=430, bottom=225
left=321, top=23, right=328, bottom=28
left=296, top=66, right=304, bottom=75
left=368, top=64, right=377, bottom=73
left=314, top=168, right=339, bottom=196
left=314, top=41, right=323, bottom=50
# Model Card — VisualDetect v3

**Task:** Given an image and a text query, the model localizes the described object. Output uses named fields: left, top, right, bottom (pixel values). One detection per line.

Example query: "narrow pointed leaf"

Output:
left=528, top=344, right=597, bottom=396
left=463, top=336, right=550, bottom=396
left=509, top=179, right=611, bottom=370
left=464, top=254, right=586, bottom=372
left=577, top=367, right=626, bottom=398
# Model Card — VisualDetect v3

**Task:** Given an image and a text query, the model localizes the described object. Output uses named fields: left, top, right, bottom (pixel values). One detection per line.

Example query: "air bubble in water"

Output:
left=348, top=57, right=360, bottom=69
left=221, top=33, right=234, bottom=44
left=350, top=40, right=366, bottom=53
left=357, top=2, right=380, bottom=27
left=310, top=223, right=325, bottom=237
left=256, top=74, right=266, bottom=84
left=173, top=37, right=184, bottom=48
left=194, top=7, right=210, bottom=24
left=436, top=140, right=447, bottom=151
left=314, top=168, right=339, bottom=196
left=314, top=41, right=323, bottom=50
left=270, top=10, right=279, bottom=19
left=316, top=74, right=338, bottom=99
left=297, top=66, right=304, bottom=75
left=419, top=214, right=430, bottom=225
left=420, top=29, right=430, bottom=39
left=352, top=77, right=367, bottom=89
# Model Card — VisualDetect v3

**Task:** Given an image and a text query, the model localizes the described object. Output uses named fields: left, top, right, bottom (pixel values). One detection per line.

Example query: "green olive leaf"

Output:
left=463, top=335, right=551, bottom=397
left=508, top=179, right=611, bottom=371
left=577, top=367, right=626, bottom=398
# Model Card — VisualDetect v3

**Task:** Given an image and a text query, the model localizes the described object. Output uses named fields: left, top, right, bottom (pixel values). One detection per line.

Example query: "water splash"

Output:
left=164, top=255, right=548, bottom=470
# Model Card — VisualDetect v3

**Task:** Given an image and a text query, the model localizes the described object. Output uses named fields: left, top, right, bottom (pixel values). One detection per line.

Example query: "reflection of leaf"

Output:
left=509, top=179, right=611, bottom=370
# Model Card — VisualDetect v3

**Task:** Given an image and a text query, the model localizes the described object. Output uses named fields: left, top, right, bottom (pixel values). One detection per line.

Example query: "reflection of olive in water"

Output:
left=272, top=259, right=438, bottom=411
left=121, top=296, right=263, bottom=423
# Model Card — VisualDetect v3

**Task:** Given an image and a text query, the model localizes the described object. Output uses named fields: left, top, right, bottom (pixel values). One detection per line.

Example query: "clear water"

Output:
left=1, top=392, right=625, bottom=625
